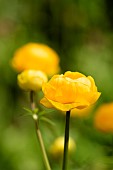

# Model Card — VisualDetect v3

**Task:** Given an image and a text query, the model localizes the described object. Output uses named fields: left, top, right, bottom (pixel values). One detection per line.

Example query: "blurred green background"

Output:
left=1, top=0, right=113, bottom=169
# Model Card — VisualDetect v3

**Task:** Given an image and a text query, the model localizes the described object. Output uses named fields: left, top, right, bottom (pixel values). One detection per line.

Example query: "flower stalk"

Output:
left=62, top=110, right=70, bottom=170
left=30, top=91, right=51, bottom=170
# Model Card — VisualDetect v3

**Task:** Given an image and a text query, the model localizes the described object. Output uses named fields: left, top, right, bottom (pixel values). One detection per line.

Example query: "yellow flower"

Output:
left=94, top=103, right=113, bottom=133
left=40, top=71, right=101, bottom=111
left=12, top=43, right=60, bottom=76
left=49, top=136, right=75, bottom=158
left=17, top=70, right=48, bottom=91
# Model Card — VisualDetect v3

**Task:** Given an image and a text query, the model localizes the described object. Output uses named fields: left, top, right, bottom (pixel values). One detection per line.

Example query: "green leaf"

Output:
left=40, top=117, right=55, bottom=126
left=38, top=111, right=46, bottom=117
left=23, top=107, right=39, bottom=115
left=23, top=107, right=33, bottom=114
left=18, top=112, right=32, bottom=118
left=38, top=109, right=55, bottom=117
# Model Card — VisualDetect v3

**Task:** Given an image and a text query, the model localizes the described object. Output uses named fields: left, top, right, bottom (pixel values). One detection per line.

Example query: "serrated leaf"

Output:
left=40, top=117, right=55, bottom=126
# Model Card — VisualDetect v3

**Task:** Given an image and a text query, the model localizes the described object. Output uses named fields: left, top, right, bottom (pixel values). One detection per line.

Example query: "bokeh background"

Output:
left=1, top=0, right=113, bottom=169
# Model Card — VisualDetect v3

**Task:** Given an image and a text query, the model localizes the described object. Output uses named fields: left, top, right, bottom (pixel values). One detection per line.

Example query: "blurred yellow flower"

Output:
left=40, top=71, right=101, bottom=111
left=18, top=70, right=48, bottom=91
left=94, top=103, right=113, bottom=133
left=12, top=43, right=60, bottom=76
left=49, top=136, right=75, bottom=158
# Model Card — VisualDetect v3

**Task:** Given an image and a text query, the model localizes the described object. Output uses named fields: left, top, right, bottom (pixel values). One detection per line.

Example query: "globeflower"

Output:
left=12, top=43, right=60, bottom=76
left=94, top=103, right=113, bottom=133
left=49, top=136, right=75, bottom=158
left=17, top=70, right=48, bottom=91
left=40, top=71, right=101, bottom=111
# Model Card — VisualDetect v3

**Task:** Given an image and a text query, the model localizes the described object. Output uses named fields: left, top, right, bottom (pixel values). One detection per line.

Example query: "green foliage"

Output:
left=1, top=0, right=113, bottom=169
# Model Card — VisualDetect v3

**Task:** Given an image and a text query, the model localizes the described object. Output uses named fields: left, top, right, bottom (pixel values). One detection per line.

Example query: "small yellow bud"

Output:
left=49, top=136, right=76, bottom=158
left=17, top=70, right=48, bottom=91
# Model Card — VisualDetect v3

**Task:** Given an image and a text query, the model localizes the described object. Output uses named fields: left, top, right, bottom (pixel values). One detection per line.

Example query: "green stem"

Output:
left=62, top=110, right=70, bottom=170
left=30, top=91, right=51, bottom=170
left=30, top=91, right=35, bottom=111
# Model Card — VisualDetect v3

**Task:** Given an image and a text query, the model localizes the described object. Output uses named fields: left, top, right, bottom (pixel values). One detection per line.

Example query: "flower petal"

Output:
left=41, top=99, right=89, bottom=111
left=87, top=76, right=97, bottom=91
left=40, top=97, right=54, bottom=108
left=87, top=92, right=101, bottom=104
left=42, top=75, right=77, bottom=104
left=64, top=71, right=85, bottom=79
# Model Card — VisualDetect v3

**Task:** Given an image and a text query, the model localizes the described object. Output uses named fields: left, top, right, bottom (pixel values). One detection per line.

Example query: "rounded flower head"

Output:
left=49, top=136, right=75, bottom=158
left=18, top=70, right=48, bottom=91
left=94, top=103, right=113, bottom=133
left=40, top=71, right=101, bottom=111
left=12, top=43, right=60, bottom=76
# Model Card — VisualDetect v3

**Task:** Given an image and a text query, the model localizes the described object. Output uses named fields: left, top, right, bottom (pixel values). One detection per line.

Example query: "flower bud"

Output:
left=49, top=136, right=76, bottom=158
left=18, top=70, right=48, bottom=91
